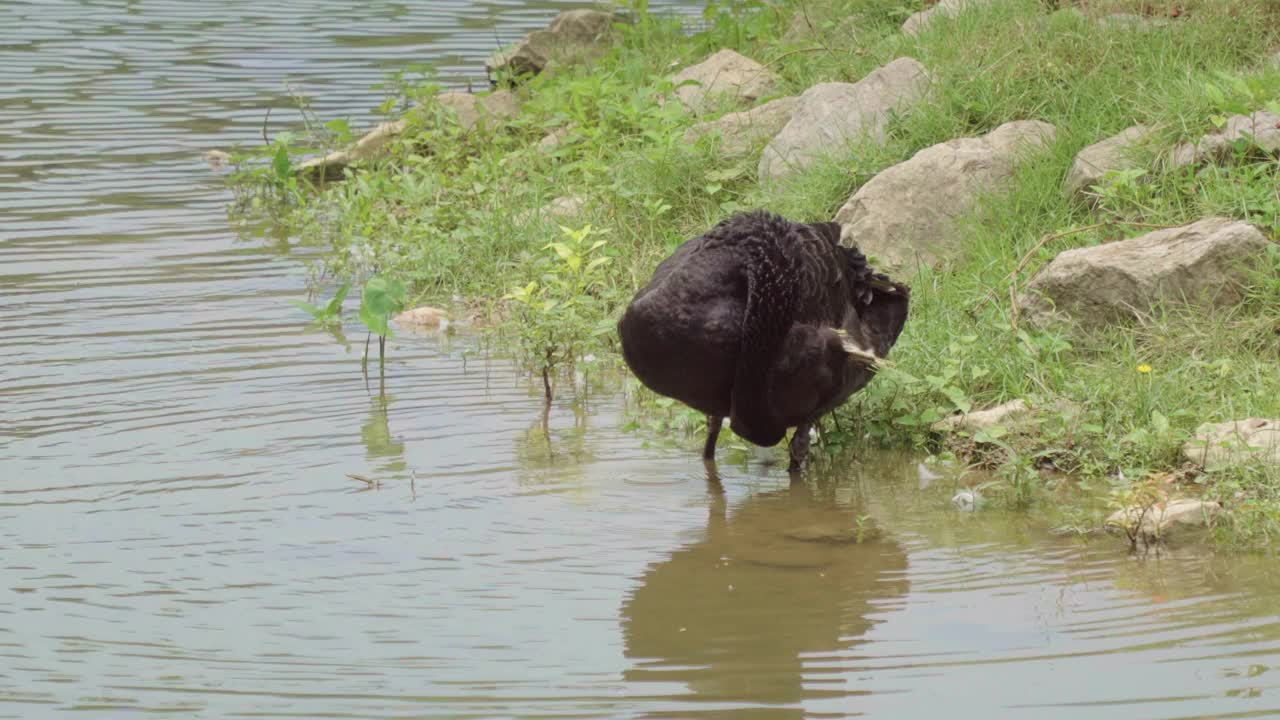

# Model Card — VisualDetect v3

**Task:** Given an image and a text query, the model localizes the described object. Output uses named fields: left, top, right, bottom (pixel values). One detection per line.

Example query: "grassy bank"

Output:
left=230, top=0, right=1280, bottom=549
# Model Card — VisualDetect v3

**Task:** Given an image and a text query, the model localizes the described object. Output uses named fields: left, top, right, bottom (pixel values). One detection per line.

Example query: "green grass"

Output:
left=230, top=0, right=1280, bottom=549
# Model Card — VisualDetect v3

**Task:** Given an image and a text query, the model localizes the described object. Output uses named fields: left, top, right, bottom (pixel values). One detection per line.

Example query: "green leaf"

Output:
left=941, top=385, right=972, bottom=414
left=358, top=276, right=406, bottom=338
left=324, top=118, right=352, bottom=143
left=1204, top=82, right=1226, bottom=107
left=1151, top=410, right=1170, bottom=434
left=974, top=425, right=1008, bottom=444
left=547, top=242, right=574, bottom=261
left=272, top=144, right=291, bottom=180
left=289, top=299, right=325, bottom=319
left=324, top=282, right=350, bottom=315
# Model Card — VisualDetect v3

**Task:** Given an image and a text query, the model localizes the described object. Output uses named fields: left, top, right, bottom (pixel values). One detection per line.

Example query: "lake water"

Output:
left=4, top=1, right=1280, bottom=718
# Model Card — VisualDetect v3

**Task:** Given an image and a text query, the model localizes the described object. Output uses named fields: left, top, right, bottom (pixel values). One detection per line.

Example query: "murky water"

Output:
left=4, top=1, right=1280, bottom=718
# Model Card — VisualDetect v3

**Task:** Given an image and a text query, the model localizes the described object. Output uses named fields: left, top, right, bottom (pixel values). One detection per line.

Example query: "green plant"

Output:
left=289, top=282, right=350, bottom=328
left=358, top=275, right=407, bottom=371
left=504, top=224, right=616, bottom=404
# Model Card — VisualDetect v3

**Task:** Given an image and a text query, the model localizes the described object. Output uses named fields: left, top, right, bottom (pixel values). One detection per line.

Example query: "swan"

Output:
left=618, top=210, right=909, bottom=470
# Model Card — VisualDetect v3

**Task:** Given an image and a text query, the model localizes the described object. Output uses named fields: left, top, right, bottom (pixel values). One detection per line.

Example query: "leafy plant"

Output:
left=358, top=275, right=407, bottom=371
left=289, top=282, right=350, bottom=328
left=504, top=224, right=616, bottom=405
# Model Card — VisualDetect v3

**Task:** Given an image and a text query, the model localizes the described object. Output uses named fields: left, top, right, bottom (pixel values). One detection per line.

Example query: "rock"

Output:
left=681, top=96, right=800, bottom=159
left=486, top=9, right=618, bottom=78
left=1168, top=111, right=1280, bottom=170
left=835, top=120, right=1056, bottom=271
left=394, top=306, right=449, bottom=328
left=298, top=119, right=408, bottom=181
left=204, top=149, right=232, bottom=171
left=932, top=399, right=1030, bottom=434
left=542, top=195, right=586, bottom=220
left=436, top=90, right=520, bottom=131
left=1016, top=218, right=1270, bottom=329
left=902, top=0, right=994, bottom=36
left=1063, top=125, right=1154, bottom=202
left=517, top=195, right=587, bottom=225
left=1183, top=418, right=1280, bottom=471
left=668, top=49, right=781, bottom=114
left=758, top=57, right=930, bottom=181
left=951, top=489, right=982, bottom=512
left=1105, top=499, right=1221, bottom=542
left=537, top=127, right=572, bottom=153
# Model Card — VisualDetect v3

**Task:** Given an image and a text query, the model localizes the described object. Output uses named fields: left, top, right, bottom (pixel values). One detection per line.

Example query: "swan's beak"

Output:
left=833, top=329, right=883, bottom=367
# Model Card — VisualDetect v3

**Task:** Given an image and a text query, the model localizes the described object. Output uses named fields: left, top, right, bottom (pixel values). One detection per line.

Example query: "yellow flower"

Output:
left=1136, top=364, right=1153, bottom=374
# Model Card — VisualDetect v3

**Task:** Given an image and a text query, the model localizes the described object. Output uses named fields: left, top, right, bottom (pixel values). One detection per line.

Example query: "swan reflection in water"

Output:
left=621, top=471, right=909, bottom=718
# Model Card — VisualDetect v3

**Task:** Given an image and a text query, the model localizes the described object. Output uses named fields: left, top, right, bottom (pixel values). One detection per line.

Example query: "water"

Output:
left=4, top=1, right=1280, bottom=717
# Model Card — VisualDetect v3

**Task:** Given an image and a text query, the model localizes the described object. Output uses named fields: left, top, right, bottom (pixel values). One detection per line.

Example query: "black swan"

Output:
left=618, top=210, right=909, bottom=470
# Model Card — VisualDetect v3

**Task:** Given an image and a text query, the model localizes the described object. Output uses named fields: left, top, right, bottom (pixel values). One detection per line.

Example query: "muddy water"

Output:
left=4, top=1, right=1280, bottom=718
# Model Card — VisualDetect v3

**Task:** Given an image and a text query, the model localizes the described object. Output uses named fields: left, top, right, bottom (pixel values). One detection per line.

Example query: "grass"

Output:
left=228, top=0, right=1280, bottom=549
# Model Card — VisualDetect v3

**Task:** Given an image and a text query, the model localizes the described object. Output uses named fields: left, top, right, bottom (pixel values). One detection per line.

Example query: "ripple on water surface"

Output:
left=3, top=1, right=1280, bottom=718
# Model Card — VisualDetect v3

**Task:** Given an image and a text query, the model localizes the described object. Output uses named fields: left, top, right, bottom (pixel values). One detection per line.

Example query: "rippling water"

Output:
left=4, top=1, right=1280, bottom=718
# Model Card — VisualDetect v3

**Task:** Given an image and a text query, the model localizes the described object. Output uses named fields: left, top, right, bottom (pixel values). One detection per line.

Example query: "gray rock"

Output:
left=758, top=57, right=930, bottom=181
left=437, top=90, right=520, bottom=131
left=669, top=49, right=781, bottom=114
left=951, top=489, right=982, bottom=512
left=932, top=399, right=1030, bottom=434
left=1105, top=499, right=1221, bottom=542
left=297, top=119, right=407, bottom=181
left=1183, top=418, right=1280, bottom=471
left=536, top=127, right=572, bottom=153
left=516, top=195, right=587, bottom=225
left=902, top=0, right=995, bottom=36
left=835, top=120, right=1056, bottom=271
left=681, top=96, right=800, bottom=159
left=1168, top=111, right=1280, bottom=170
left=486, top=9, right=618, bottom=78
left=1017, top=218, right=1270, bottom=329
left=1064, top=125, right=1154, bottom=202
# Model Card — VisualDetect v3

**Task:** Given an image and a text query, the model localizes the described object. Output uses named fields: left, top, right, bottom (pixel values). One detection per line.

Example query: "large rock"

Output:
left=1168, top=111, right=1280, bottom=170
left=1183, top=418, right=1280, bottom=471
left=1016, top=218, right=1269, bottom=329
left=1063, top=125, right=1154, bottom=202
left=902, top=0, right=995, bottom=36
left=669, top=49, right=781, bottom=114
left=835, top=120, right=1056, bottom=271
left=1106, top=499, right=1221, bottom=543
left=758, top=57, right=930, bottom=181
left=681, top=96, right=799, bottom=159
left=486, top=9, right=618, bottom=78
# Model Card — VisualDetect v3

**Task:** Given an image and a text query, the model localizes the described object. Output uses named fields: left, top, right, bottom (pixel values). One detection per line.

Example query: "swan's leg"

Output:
left=788, top=423, right=812, bottom=472
left=703, top=415, right=723, bottom=461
